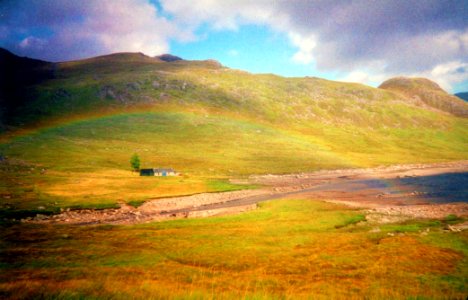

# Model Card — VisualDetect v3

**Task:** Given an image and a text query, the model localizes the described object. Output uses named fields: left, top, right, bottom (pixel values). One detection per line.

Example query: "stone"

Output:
left=126, top=82, right=140, bottom=91
left=159, top=93, right=169, bottom=100
left=35, top=214, right=47, bottom=221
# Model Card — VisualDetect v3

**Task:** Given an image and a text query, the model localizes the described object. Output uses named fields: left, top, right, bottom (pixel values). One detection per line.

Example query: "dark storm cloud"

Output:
left=0, top=0, right=180, bottom=61
left=1, top=0, right=85, bottom=27
left=271, top=0, right=468, bottom=72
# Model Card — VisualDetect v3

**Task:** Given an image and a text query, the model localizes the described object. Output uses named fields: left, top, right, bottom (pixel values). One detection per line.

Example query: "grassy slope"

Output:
left=0, top=53, right=467, bottom=212
left=1, top=199, right=467, bottom=299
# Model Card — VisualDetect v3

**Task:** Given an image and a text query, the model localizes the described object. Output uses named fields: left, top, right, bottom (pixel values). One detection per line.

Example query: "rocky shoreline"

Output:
left=24, top=161, right=468, bottom=226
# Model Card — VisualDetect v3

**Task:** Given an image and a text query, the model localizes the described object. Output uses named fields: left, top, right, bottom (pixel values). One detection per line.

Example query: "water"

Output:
left=306, top=172, right=468, bottom=203
left=392, top=172, right=468, bottom=203
left=163, top=172, right=468, bottom=215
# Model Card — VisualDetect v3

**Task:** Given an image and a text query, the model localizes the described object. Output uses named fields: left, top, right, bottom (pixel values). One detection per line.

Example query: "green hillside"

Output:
left=0, top=50, right=467, bottom=212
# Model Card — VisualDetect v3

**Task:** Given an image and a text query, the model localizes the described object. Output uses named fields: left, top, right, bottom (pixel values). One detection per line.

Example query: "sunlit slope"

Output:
left=3, top=109, right=467, bottom=173
left=3, top=112, right=352, bottom=175
left=0, top=51, right=467, bottom=210
left=4, top=51, right=467, bottom=129
left=3, top=52, right=467, bottom=165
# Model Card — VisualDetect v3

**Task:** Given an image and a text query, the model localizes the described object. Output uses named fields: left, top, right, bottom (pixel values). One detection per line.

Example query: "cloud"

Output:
left=339, top=71, right=372, bottom=85
left=19, top=36, right=47, bottom=49
left=289, top=33, right=316, bottom=65
left=160, top=0, right=468, bottom=91
left=425, top=61, right=468, bottom=91
left=159, top=0, right=280, bottom=31
left=0, top=0, right=186, bottom=61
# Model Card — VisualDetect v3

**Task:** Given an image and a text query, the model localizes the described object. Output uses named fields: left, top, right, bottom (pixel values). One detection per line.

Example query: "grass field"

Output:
left=1, top=199, right=467, bottom=299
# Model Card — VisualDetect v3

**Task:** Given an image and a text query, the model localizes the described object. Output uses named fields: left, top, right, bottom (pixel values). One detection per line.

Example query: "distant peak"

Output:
left=455, top=92, right=468, bottom=102
left=156, top=54, right=183, bottom=62
left=0, top=47, right=49, bottom=63
left=0, top=47, right=15, bottom=57
left=379, top=77, right=444, bottom=92
left=379, top=76, right=468, bottom=117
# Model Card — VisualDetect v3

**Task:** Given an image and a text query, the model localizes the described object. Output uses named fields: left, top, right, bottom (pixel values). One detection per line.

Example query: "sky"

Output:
left=0, top=0, right=467, bottom=93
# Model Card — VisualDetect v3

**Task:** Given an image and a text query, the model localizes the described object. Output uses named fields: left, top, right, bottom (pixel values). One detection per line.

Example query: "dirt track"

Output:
left=27, top=161, right=468, bottom=225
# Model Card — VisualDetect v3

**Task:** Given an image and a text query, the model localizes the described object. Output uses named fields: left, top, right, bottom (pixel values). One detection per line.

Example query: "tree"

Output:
left=130, top=153, right=140, bottom=172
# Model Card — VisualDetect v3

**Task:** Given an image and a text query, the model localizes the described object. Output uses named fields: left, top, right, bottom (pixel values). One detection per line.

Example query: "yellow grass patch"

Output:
left=1, top=200, right=466, bottom=299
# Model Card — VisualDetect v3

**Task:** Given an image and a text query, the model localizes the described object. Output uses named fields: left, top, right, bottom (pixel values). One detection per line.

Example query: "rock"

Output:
left=159, top=93, right=169, bottom=101
left=126, top=82, right=140, bottom=91
left=37, top=206, right=45, bottom=210
left=35, top=214, right=47, bottom=221
left=99, top=86, right=117, bottom=99
left=450, top=222, right=468, bottom=231
left=446, top=224, right=461, bottom=232
left=152, top=81, right=160, bottom=89
left=52, top=88, right=71, bottom=102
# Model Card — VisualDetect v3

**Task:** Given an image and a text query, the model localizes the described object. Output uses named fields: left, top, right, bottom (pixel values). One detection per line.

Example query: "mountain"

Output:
left=378, top=77, right=468, bottom=117
left=0, top=48, right=466, bottom=210
left=0, top=48, right=55, bottom=130
left=156, top=54, right=183, bottom=62
left=455, top=92, right=468, bottom=102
